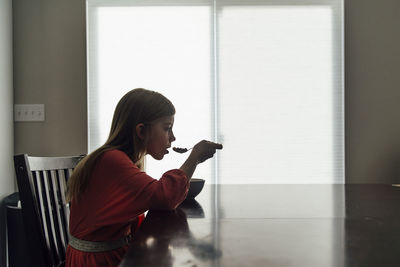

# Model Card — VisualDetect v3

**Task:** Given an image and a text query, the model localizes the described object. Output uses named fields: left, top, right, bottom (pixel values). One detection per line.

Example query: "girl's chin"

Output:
left=148, top=149, right=169, bottom=160
left=150, top=153, right=165, bottom=160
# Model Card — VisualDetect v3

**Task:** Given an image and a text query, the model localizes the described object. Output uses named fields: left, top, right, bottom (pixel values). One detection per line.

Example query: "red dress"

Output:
left=66, top=149, right=189, bottom=267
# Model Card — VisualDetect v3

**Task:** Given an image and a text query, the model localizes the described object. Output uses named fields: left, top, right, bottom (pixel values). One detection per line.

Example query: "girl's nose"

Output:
left=170, top=131, right=176, bottom=142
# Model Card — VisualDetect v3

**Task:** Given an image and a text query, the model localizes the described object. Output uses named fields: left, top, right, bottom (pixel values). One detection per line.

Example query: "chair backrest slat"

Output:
left=45, top=170, right=63, bottom=263
left=51, top=170, right=68, bottom=257
left=58, top=170, right=70, bottom=243
left=35, top=170, right=53, bottom=256
left=14, top=154, right=83, bottom=267
left=41, top=170, right=59, bottom=266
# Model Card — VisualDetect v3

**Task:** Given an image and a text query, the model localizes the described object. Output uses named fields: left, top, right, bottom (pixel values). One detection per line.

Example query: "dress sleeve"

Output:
left=135, top=168, right=190, bottom=210
left=91, top=150, right=189, bottom=224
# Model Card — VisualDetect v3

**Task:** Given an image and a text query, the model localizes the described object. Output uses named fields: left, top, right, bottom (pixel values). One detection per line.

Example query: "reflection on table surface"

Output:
left=120, top=184, right=400, bottom=267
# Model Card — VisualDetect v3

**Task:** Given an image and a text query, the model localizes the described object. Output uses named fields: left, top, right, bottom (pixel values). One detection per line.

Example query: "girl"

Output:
left=65, top=88, right=222, bottom=266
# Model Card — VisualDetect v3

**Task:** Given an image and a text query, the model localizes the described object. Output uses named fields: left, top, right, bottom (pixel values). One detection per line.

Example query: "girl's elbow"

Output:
left=150, top=197, right=179, bottom=210
left=165, top=203, right=178, bottom=211
left=163, top=199, right=180, bottom=210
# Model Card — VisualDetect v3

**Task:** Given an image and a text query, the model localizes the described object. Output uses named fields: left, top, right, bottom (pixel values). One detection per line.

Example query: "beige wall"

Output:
left=13, top=0, right=87, bottom=157
left=13, top=0, right=400, bottom=183
left=345, top=0, right=400, bottom=183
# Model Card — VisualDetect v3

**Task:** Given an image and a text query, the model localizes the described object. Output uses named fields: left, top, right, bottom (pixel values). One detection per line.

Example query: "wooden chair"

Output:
left=14, top=154, right=84, bottom=267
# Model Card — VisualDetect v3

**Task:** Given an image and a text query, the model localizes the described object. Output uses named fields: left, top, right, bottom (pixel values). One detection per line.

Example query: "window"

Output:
left=87, top=0, right=344, bottom=184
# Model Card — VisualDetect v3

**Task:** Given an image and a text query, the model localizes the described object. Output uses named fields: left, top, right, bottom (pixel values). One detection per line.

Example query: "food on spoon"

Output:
left=172, top=147, right=189, bottom=153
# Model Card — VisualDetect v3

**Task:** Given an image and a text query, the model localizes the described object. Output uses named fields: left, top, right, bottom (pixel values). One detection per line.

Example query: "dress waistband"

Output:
left=68, top=234, right=132, bottom=253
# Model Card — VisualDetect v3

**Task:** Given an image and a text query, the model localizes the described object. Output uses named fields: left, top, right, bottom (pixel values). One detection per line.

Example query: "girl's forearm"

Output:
left=179, top=152, right=199, bottom=180
left=178, top=140, right=222, bottom=179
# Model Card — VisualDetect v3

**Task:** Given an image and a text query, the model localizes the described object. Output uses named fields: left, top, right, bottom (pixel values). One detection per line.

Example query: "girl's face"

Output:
left=146, top=115, right=176, bottom=160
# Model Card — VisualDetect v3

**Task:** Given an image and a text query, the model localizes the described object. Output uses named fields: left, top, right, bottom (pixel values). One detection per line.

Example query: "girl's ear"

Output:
left=135, top=123, right=146, bottom=140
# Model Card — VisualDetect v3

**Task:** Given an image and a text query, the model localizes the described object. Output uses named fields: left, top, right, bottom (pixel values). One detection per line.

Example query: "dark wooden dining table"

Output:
left=119, top=184, right=400, bottom=267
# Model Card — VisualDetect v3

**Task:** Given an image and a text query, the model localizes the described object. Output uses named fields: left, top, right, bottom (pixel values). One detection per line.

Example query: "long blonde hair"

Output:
left=67, top=88, right=175, bottom=202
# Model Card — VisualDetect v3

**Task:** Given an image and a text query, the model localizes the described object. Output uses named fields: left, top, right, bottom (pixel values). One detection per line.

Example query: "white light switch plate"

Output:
left=14, top=104, right=45, bottom=122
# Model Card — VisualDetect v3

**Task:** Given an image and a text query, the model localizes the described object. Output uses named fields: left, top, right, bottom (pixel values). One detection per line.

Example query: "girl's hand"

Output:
left=179, top=140, right=222, bottom=178
left=191, top=140, right=223, bottom=163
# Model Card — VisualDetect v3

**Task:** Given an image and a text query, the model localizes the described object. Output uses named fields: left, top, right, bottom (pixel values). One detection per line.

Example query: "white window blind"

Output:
left=87, top=0, right=344, bottom=184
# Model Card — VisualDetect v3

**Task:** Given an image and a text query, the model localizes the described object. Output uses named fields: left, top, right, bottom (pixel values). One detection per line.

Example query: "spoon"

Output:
left=172, top=147, right=193, bottom=153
